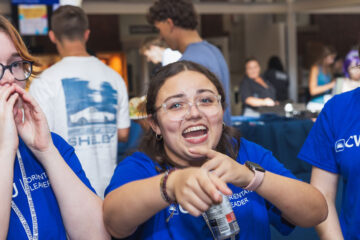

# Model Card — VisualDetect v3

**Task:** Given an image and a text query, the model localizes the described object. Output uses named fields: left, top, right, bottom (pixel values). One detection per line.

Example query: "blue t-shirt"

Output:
left=298, top=88, right=360, bottom=239
left=8, top=133, right=95, bottom=240
left=105, top=138, right=296, bottom=240
left=180, top=41, right=232, bottom=126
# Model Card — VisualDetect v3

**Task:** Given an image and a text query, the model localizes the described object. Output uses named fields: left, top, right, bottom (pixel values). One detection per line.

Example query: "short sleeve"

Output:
left=258, top=149, right=297, bottom=235
left=115, top=75, right=130, bottom=129
left=105, top=152, right=157, bottom=196
left=239, top=139, right=297, bottom=235
left=29, top=75, right=56, bottom=129
left=51, top=133, right=96, bottom=193
left=239, top=78, right=252, bottom=103
left=298, top=100, right=338, bottom=173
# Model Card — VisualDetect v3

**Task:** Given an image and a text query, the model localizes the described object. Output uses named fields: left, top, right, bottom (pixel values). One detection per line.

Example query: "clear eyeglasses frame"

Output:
left=155, top=92, right=222, bottom=121
left=0, top=60, right=33, bottom=81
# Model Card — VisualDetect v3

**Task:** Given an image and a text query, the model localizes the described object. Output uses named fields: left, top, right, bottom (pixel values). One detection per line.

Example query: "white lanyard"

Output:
left=11, top=149, right=38, bottom=240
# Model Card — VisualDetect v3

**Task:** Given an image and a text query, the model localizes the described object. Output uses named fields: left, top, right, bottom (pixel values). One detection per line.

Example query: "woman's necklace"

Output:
left=11, top=149, right=38, bottom=240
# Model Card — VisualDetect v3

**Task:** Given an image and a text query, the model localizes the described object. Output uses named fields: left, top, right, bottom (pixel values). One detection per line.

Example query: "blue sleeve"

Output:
left=51, top=133, right=96, bottom=193
left=298, top=99, right=338, bottom=173
left=105, top=152, right=157, bottom=196
left=239, top=139, right=296, bottom=235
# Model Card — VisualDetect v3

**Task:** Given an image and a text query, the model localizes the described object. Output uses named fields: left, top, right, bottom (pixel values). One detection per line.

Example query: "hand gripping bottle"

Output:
left=203, top=193, right=240, bottom=240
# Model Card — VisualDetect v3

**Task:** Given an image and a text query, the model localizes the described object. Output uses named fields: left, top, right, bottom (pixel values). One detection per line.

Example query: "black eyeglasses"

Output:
left=0, top=60, right=33, bottom=81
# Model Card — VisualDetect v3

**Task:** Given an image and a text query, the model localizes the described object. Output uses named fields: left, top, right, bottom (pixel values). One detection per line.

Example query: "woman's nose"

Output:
left=1, top=68, right=16, bottom=84
left=185, top=103, right=201, bottom=119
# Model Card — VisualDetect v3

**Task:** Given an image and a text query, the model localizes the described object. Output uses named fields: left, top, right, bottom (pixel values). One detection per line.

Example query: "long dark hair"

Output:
left=139, top=61, right=241, bottom=171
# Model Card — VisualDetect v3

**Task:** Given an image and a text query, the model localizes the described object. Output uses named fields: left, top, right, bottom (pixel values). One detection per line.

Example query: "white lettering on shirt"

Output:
left=335, top=135, right=360, bottom=152
left=19, top=172, right=51, bottom=193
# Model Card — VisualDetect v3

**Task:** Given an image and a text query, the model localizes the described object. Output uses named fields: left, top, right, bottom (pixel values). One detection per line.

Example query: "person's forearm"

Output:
left=35, top=146, right=110, bottom=240
left=245, top=97, right=268, bottom=107
left=256, top=171, right=328, bottom=227
left=315, top=199, right=343, bottom=239
left=117, top=128, right=129, bottom=142
left=103, top=175, right=168, bottom=238
left=0, top=151, right=16, bottom=239
left=309, top=82, right=334, bottom=96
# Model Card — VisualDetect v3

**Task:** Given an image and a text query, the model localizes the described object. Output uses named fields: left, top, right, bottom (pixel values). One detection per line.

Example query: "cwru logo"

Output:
left=335, top=139, right=345, bottom=152
left=335, top=135, right=360, bottom=152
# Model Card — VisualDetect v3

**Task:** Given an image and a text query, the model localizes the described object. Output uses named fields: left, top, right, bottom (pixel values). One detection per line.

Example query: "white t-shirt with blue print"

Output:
left=105, top=138, right=296, bottom=240
left=29, top=56, right=130, bottom=197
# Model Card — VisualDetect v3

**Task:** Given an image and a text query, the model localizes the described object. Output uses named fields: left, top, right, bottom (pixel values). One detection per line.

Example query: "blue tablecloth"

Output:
left=232, top=114, right=314, bottom=179
left=232, top=115, right=322, bottom=239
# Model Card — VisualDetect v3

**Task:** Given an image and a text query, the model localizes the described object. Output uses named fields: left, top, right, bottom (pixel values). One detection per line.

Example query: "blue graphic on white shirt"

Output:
left=62, top=78, right=118, bottom=147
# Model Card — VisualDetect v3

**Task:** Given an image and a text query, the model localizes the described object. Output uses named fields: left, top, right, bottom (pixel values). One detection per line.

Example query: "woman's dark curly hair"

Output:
left=147, top=0, right=198, bottom=30
left=139, top=60, right=241, bottom=171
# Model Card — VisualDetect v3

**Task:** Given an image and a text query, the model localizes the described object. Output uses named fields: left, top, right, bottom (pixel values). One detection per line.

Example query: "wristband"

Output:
left=244, top=169, right=265, bottom=191
left=243, top=161, right=265, bottom=191
left=160, top=168, right=177, bottom=204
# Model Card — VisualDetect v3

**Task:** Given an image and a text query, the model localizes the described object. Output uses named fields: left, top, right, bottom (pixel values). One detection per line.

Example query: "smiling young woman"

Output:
left=103, top=60, right=328, bottom=240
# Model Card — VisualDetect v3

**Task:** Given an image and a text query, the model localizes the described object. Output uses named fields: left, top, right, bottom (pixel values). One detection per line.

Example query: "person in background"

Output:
left=333, top=55, right=345, bottom=79
left=103, top=60, right=328, bottom=240
left=240, top=57, right=276, bottom=117
left=307, top=46, right=336, bottom=111
left=298, top=48, right=360, bottom=239
left=147, top=0, right=232, bottom=126
left=29, top=5, right=130, bottom=197
left=264, top=56, right=289, bottom=101
left=333, top=49, right=360, bottom=94
left=0, top=15, right=109, bottom=239
left=140, top=37, right=182, bottom=67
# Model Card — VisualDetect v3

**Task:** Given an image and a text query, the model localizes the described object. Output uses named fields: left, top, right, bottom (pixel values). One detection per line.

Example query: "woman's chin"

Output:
left=185, top=150, right=207, bottom=163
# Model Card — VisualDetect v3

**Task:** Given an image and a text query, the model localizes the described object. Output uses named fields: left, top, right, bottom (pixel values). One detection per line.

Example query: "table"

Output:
left=232, top=114, right=314, bottom=180
left=232, top=115, right=319, bottom=239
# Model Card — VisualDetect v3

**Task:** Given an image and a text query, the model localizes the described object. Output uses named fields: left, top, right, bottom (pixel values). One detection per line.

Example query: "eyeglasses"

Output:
left=155, top=92, right=222, bottom=121
left=349, top=65, right=360, bottom=77
left=0, top=60, right=33, bottom=81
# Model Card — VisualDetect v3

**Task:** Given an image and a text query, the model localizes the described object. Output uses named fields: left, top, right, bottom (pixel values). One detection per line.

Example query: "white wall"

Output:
left=119, top=15, right=156, bottom=97
left=244, top=14, right=286, bottom=72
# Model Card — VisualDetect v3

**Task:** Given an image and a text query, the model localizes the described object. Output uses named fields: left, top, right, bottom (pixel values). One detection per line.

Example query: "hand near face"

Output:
left=189, top=147, right=254, bottom=189
left=13, top=85, right=54, bottom=156
left=166, top=167, right=232, bottom=217
left=0, top=85, right=20, bottom=154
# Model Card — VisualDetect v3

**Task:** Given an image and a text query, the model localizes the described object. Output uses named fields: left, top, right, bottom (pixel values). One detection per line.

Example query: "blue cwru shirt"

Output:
left=299, top=87, right=360, bottom=239
left=105, top=138, right=296, bottom=240
left=7, top=133, right=95, bottom=240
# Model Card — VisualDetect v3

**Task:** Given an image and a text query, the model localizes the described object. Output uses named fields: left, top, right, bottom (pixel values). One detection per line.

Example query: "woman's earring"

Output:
left=223, top=122, right=226, bottom=129
left=156, top=134, right=163, bottom=141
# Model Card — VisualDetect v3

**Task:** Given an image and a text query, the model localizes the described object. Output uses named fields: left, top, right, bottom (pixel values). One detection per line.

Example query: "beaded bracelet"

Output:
left=160, top=168, right=177, bottom=204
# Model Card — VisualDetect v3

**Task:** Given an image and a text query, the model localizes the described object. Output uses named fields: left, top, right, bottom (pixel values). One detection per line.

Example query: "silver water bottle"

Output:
left=203, top=193, right=240, bottom=240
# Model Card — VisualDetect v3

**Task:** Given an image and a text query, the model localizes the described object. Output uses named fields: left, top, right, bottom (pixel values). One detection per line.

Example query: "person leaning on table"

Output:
left=103, top=60, right=328, bottom=240
left=0, top=15, right=109, bottom=239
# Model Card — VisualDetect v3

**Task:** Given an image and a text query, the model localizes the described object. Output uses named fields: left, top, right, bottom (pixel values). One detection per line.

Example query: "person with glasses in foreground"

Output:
left=298, top=48, right=360, bottom=239
left=0, top=15, right=109, bottom=239
left=103, top=61, right=328, bottom=240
